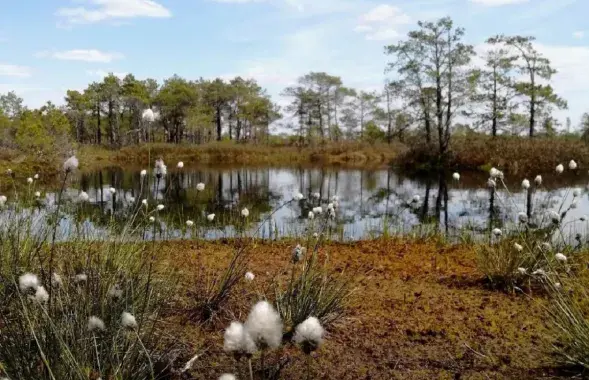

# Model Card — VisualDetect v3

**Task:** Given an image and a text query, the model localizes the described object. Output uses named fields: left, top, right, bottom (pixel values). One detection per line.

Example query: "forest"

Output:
left=1, top=17, right=589, bottom=161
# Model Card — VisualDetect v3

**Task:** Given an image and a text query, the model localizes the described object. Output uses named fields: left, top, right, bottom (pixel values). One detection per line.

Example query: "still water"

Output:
left=4, top=166, right=589, bottom=241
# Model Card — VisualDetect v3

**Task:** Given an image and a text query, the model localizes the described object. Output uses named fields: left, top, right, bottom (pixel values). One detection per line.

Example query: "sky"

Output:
left=0, top=0, right=588, bottom=128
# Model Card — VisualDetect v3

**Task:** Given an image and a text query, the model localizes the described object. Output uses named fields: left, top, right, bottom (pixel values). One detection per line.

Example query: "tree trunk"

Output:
left=216, top=105, right=222, bottom=141
left=96, top=105, right=102, bottom=145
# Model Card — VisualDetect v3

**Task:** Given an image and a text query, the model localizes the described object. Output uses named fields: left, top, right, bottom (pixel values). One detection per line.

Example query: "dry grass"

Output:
left=399, top=135, right=589, bottom=175
left=78, top=141, right=404, bottom=171
left=156, top=238, right=567, bottom=379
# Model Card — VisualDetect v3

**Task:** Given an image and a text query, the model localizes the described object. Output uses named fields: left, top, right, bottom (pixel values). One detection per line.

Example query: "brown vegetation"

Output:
left=158, top=238, right=564, bottom=379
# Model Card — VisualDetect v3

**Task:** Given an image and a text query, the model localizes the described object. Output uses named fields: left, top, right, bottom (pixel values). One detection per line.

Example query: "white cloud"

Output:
left=37, top=49, right=124, bottom=63
left=0, top=64, right=32, bottom=78
left=573, top=31, right=585, bottom=39
left=86, top=69, right=128, bottom=79
left=469, top=0, right=528, bottom=5
left=212, top=0, right=266, bottom=3
left=355, top=4, right=411, bottom=41
left=56, top=0, right=171, bottom=25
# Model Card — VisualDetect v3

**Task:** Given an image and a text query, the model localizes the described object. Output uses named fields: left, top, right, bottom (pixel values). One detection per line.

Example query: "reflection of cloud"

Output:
left=572, top=31, right=585, bottom=39
left=469, top=0, right=528, bottom=5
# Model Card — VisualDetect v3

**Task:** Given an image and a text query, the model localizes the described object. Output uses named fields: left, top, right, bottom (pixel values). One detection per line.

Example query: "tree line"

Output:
left=1, top=16, right=588, bottom=158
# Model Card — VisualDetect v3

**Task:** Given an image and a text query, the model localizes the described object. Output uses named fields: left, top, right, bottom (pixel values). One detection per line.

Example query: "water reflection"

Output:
left=2, top=166, right=589, bottom=241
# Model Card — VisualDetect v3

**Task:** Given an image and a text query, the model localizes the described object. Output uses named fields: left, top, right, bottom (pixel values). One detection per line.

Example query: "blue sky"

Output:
left=1, top=0, right=588, bottom=127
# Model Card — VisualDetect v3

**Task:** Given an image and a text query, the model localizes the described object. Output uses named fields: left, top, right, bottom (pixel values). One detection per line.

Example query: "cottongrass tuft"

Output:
left=108, top=285, right=123, bottom=299
left=293, top=316, right=324, bottom=353
left=292, top=244, right=306, bottom=263
left=177, top=161, right=184, bottom=169
left=517, top=212, right=528, bottom=224
left=34, top=286, right=49, bottom=304
left=245, top=272, right=255, bottom=281
left=63, top=156, right=79, bottom=173
left=487, top=178, right=496, bottom=188
left=492, top=228, right=502, bottom=237
left=34, top=173, right=39, bottom=179
left=521, top=179, right=530, bottom=190
left=87, top=316, right=106, bottom=332
left=517, top=267, right=527, bottom=275
left=196, top=183, right=205, bottom=192
left=555, top=253, right=568, bottom=263
left=207, top=213, right=215, bottom=221
left=556, top=164, right=564, bottom=174
left=294, top=192, right=304, bottom=201
left=0, top=195, right=7, bottom=206
left=186, top=220, right=194, bottom=227
left=411, top=195, right=420, bottom=203
left=453, top=172, right=460, bottom=181
left=121, top=312, right=138, bottom=330
left=312, top=206, right=322, bottom=214
left=534, top=175, right=542, bottom=186
left=140, top=169, right=147, bottom=177
left=241, top=208, right=250, bottom=218
left=218, top=374, right=237, bottom=380
left=569, top=160, right=578, bottom=170
left=19, top=273, right=39, bottom=291
left=156, top=204, right=165, bottom=211
left=244, top=301, right=283, bottom=349
left=27, top=177, right=33, bottom=184
left=149, top=216, right=156, bottom=223
left=223, top=321, right=257, bottom=356
left=142, top=199, right=148, bottom=207
left=313, top=192, right=320, bottom=199
left=154, top=158, right=167, bottom=178
left=75, top=273, right=88, bottom=283
left=109, top=187, right=116, bottom=195
left=308, top=211, right=314, bottom=220
left=78, top=191, right=89, bottom=202
left=548, top=211, right=560, bottom=224
left=514, top=243, right=523, bottom=252
left=34, top=191, right=41, bottom=198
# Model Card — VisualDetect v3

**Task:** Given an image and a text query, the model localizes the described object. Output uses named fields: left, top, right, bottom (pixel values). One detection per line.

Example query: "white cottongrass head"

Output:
left=517, top=267, right=527, bottom=275
left=453, top=172, right=460, bottom=181
left=75, top=273, right=88, bottom=283
left=79, top=191, right=89, bottom=202
left=186, top=220, right=194, bottom=227
left=517, top=212, right=528, bottom=224
left=224, top=321, right=257, bottom=355
left=490, top=167, right=499, bottom=177
left=487, top=178, right=496, bottom=189
left=245, top=272, right=255, bottom=281
left=241, top=208, right=250, bottom=217
left=514, top=243, right=523, bottom=252
left=63, top=156, right=79, bottom=173
left=156, top=204, right=165, bottom=211
left=34, top=173, right=39, bottom=179
left=533, top=268, right=547, bottom=276
left=308, top=211, right=315, bottom=220
left=521, top=179, right=530, bottom=190
left=149, top=216, right=156, bottom=223
left=0, top=195, right=7, bottom=206
left=27, top=177, right=33, bottom=184
left=312, top=206, right=322, bottom=214
left=294, top=316, right=324, bottom=353
left=219, top=374, right=237, bottom=380
left=569, top=160, right=578, bottom=170
left=292, top=244, right=306, bottom=263
left=541, top=242, right=552, bottom=251
left=244, top=301, right=283, bottom=349
left=196, top=183, right=205, bottom=192
left=108, top=285, right=123, bottom=299
left=534, top=175, right=542, bottom=186
left=34, top=286, right=49, bottom=304
left=556, top=164, right=564, bottom=174
left=140, top=169, right=147, bottom=177
left=177, top=161, right=184, bottom=169
left=142, top=199, right=148, bottom=207
left=142, top=108, right=155, bottom=122
left=109, top=187, right=116, bottom=195
left=555, top=253, right=567, bottom=262
left=34, top=191, right=41, bottom=198
left=313, top=192, right=320, bottom=199
left=154, top=158, right=167, bottom=178
left=121, top=312, right=138, bottom=329
left=411, top=195, right=420, bottom=203
left=549, top=211, right=560, bottom=224
left=294, top=192, right=304, bottom=201
left=207, top=213, right=215, bottom=221
left=88, top=316, right=106, bottom=332
left=492, top=228, right=502, bottom=237
left=19, top=273, right=39, bottom=292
